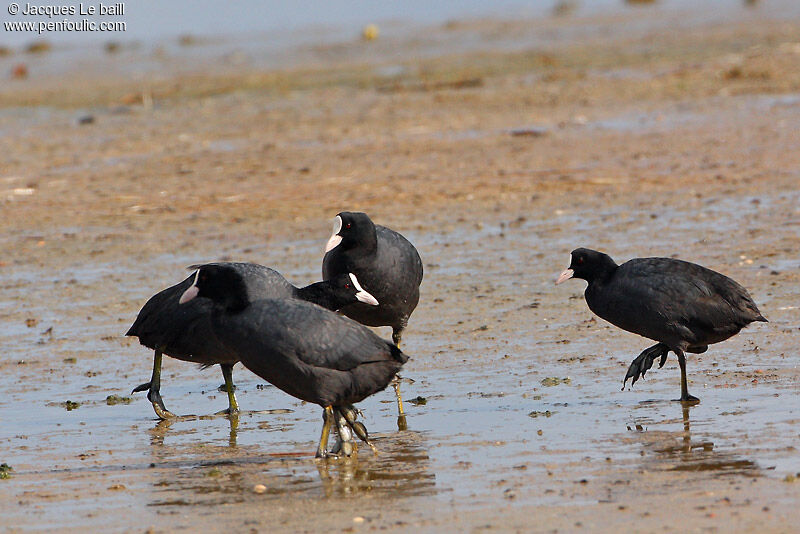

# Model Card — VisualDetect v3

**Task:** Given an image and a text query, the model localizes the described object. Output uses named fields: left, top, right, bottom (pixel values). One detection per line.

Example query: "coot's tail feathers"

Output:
left=388, top=342, right=409, bottom=364
left=755, top=314, right=768, bottom=323
left=622, top=343, right=670, bottom=390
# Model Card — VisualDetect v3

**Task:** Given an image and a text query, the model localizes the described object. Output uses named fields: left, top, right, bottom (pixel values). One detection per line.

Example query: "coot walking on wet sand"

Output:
left=180, top=264, right=408, bottom=457
left=322, top=212, right=423, bottom=418
left=126, top=262, right=378, bottom=419
left=556, top=248, right=767, bottom=402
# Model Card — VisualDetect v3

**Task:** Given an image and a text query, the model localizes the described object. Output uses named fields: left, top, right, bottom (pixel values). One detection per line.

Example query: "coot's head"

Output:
left=324, top=211, right=377, bottom=253
left=328, top=273, right=379, bottom=306
left=179, top=264, right=249, bottom=311
left=556, top=248, right=618, bottom=284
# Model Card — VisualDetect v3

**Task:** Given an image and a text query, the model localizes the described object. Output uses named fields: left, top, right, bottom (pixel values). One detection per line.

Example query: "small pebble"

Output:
left=253, top=484, right=266, bottom=494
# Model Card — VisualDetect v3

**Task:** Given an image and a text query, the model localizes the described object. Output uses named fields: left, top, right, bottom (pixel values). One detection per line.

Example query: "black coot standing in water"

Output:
left=126, top=262, right=378, bottom=419
left=556, top=248, right=767, bottom=402
left=322, top=212, right=423, bottom=422
left=179, top=264, right=408, bottom=458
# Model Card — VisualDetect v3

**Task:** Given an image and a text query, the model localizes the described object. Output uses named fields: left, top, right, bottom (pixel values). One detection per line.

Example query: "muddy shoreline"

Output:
left=2, top=4, right=800, bottom=532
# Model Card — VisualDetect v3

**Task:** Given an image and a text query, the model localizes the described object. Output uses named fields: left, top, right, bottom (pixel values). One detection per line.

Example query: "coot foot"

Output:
left=318, top=406, right=374, bottom=458
left=678, top=394, right=700, bottom=404
left=133, top=350, right=176, bottom=419
left=330, top=410, right=356, bottom=457
left=622, top=343, right=670, bottom=389
left=341, top=406, right=378, bottom=455
left=131, top=381, right=150, bottom=394
left=397, top=414, right=408, bottom=431
left=213, top=407, right=240, bottom=417
left=147, top=388, right=177, bottom=420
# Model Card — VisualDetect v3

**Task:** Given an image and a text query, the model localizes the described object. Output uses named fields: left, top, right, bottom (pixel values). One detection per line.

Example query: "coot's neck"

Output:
left=296, top=281, right=348, bottom=311
left=214, top=282, right=251, bottom=314
left=344, top=224, right=378, bottom=255
left=584, top=255, right=619, bottom=286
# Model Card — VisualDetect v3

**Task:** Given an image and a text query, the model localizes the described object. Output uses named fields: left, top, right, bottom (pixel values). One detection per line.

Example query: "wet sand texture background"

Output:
left=1, top=3, right=799, bottom=532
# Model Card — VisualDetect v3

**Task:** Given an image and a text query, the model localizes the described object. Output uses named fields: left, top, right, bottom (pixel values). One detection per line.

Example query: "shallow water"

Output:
left=1, top=174, right=797, bottom=530
left=2, top=10, right=800, bottom=527
left=2, top=0, right=785, bottom=48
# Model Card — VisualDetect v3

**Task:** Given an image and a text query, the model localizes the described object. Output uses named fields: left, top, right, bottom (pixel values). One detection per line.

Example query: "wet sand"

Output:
left=1, top=3, right=800, bottom=532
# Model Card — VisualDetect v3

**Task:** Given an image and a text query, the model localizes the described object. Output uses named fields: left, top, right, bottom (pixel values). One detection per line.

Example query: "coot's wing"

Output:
left=375, top=225, right=424, bottom=284
left=602, top=258, right=756, bottom=343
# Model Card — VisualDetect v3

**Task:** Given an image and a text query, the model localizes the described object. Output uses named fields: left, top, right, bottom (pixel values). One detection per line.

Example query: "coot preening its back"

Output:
left=556, top=248, right=767, bottom=402
left=180, top=264, right=408, bottom=457
left=322, top=212, right=423, bottom=420
left=126, top=262, right=378, bottom=419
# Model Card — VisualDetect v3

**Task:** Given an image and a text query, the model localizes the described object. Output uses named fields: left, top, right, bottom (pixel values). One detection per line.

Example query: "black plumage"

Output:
left=126, top=262, right=378, bottom=418
left=181, top=263, right=408, bottom=457
left=322, top=211, right=423, bottom=424
left=322, top=212, right=423, bottom=346
left=556, top=248, right=767, bottom=402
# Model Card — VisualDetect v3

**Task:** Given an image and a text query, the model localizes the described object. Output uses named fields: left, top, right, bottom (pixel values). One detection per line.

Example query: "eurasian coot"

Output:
left=322, top=212, right=423, bottom=419
left=127, top=262, right=378, bottom=419
left=180, top=263, right=408, bottom=457
left=556, top=248, right=767, bottom=402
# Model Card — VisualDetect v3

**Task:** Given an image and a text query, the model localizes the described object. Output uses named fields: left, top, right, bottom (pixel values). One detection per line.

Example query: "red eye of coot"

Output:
left=345, top=223, right=351, bottom=229
left=345, top=283, right=350, bottom=289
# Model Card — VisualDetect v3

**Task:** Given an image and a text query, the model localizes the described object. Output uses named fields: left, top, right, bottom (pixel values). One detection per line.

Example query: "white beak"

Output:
left=324, top=215, right=343, bottom=253
left=179, top=270, right=201, bottom=304
left=555, top=268, right=574, bottom=285
left=349, top=273, right=378, bottom=306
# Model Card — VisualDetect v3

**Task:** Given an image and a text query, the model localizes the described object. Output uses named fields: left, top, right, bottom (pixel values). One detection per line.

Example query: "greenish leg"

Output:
left=393, top=377, right=408, bottom=431
left=392, top=377, right=406, bottom=417
left=132, top=350, right=176, bottom=420
left=315, top=406, right=335, bottom=458
left=214, top=363, right=240, bottom=416
left=391, top=329, right=403, bottom=346
left=391, top=328, right=408, bottom=430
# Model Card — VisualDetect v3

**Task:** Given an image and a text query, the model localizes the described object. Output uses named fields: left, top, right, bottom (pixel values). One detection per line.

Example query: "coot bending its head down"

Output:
left=180, top=264, right=408, bottom=457
left=322, top=211, right=423, bottom=421
left=126, top=262, right=378, bottom=419
left=556, top=248, right=767, bottom=402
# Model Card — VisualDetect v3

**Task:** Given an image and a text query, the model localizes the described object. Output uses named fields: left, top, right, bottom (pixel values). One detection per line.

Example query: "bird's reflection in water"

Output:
left=148, top=408, right=294, bottom=449
left=144, top=427, right=436, bottom=508
left=629, top=403, right=759, bottom=475
left=314, top=431, right=436, bottom=498
left=148, top=414, right=236, bottom=446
